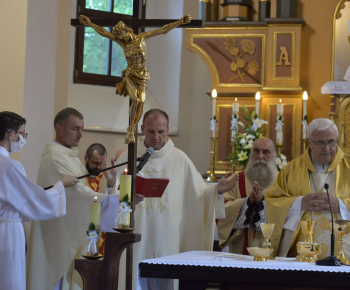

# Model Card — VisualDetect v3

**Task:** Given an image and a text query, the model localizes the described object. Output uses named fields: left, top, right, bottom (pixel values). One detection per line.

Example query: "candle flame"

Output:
left=123, top=168, right=128, bottom=175
left=212, top=89, right=217, bottom=98
left=279, top=99, right=282, bottom=103
left=255, top=91, right=261, bottom=100
left=235, top=98, right=237, bottom=102
left=94, top=196, right=97, bottom=203
left=303, top=91, right=308, bottom=100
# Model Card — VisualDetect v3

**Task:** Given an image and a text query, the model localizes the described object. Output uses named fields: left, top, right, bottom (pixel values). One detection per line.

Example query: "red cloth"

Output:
left=238, top=172, right=249, bottom=255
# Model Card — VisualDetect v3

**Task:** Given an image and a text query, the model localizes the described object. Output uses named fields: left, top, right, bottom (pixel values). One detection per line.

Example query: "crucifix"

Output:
left=71, top=2, right=203, bottom=288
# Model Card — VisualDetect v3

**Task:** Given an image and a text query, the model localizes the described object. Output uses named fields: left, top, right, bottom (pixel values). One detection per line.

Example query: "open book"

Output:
left=136, top=175, right=169, bottom=198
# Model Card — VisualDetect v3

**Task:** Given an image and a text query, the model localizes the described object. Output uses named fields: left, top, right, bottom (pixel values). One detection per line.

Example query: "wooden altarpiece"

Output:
left=185, top=18, right=306, bottom=173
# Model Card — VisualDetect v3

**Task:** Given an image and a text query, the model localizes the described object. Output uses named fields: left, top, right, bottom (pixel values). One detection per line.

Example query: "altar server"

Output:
left=0, top=111, right=78, bottom=290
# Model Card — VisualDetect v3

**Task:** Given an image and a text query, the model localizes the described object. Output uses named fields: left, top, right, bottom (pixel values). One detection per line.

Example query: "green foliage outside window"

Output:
left=82, top=0, right=132, bottom=76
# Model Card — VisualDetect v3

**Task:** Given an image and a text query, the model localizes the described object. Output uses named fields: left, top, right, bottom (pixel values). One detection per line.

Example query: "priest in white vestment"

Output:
left=115, top=109, right=238, bottom=289
left=26, top=108, right=119, bottom=290
left=0, top=111, right=78, bottom=290
left=266, top=118, right=350, bottom=259
left=217, top=138, right=278, bottom=254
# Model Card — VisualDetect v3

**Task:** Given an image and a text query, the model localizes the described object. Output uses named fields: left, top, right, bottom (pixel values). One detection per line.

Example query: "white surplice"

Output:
left=0, top=146, right=66, bottom=290
left=26, top=143, right=119, bottom=290
left=116, top=137, right=224, bottom=290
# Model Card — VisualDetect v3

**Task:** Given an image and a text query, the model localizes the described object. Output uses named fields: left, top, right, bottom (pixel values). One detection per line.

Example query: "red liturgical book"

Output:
left=136, top=175, right=169, bottom=198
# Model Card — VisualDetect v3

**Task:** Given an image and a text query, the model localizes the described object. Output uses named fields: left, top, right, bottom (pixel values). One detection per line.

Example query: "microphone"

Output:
left=136, top=147, right=154, bottom=173
left=315, top=183, right=341, bottom=266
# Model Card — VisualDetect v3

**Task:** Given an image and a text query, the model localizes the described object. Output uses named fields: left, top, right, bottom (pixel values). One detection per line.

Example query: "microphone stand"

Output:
left=315, top=183, right=341, bottom=266
left=43, top=158, right=143, bottom=190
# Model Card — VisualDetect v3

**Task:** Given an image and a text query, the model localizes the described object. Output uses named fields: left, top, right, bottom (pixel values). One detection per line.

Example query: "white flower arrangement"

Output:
left=275, top=153, right=288, bottom=171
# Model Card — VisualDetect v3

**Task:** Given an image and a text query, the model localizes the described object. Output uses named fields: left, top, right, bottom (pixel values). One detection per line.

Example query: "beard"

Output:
left=86, top=162, right=98, bottom=174
left=245, top=156, right=278, bottom=190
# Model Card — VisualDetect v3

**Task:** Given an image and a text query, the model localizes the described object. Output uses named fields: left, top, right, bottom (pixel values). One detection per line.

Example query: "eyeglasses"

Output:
left=88, top=158, right=104, bottom=166
left=309, top=139, right=337, bottom=148
left=7, top=130, right=28, bottom=139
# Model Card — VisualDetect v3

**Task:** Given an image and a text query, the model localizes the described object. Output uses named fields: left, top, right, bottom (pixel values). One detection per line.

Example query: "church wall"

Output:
left=0, top=1, right=28, bottom=163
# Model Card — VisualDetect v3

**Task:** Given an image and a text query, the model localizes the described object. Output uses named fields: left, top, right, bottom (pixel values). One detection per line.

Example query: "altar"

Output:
left=138, top=251, right=350, bottom=289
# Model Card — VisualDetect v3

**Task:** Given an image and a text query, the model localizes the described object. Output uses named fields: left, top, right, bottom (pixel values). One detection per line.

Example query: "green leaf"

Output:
left=89, top=222, right=96, bottom=231
left=122, top=195, right=129, bottom=203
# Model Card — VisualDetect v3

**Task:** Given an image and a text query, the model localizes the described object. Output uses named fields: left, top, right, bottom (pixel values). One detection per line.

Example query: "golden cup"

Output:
left=260, top=223, right=275, bottom=249
left=297, top=221, right=316, bottom=262
left=247, top=247, right=274, bottom=262
left=300, top=221, right=316, bottom=243
left=330, top=219, right=350, bottom=264
left=297, top=242, right=321, bottom=263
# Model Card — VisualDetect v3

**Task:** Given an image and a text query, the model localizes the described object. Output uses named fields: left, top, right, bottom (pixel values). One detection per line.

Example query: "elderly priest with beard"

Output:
left=265, top=118, right=350, bottom=258
left=217, top=137, right=278, bottom=254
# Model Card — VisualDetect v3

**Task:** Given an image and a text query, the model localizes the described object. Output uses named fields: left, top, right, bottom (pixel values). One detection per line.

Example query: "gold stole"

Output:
left=85, top=171, right=103, bottom=192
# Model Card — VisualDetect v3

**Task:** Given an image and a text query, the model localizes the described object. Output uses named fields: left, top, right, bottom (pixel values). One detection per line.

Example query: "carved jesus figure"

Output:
left=79, top=15, right=192, bottom=144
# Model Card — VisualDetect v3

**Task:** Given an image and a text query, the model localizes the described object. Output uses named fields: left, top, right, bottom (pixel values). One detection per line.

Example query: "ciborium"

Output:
left=330, top=219, right=350, bottom=264
left=247, top=247, right=274, bottom=262
left=297, top=221, right=319, bottom=262
left=297, top=242, right=321, bottom=263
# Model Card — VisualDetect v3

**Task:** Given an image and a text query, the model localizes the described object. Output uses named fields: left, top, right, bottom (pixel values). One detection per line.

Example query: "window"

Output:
left=74, top=0, right=145, bottom=86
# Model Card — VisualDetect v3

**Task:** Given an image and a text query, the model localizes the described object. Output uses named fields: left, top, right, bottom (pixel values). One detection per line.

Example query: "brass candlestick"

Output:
left=331, top=220, right=350, bottom=264
left=301, top=138, right=307, bottom=153
left=207, top=137, right=218, bottom=182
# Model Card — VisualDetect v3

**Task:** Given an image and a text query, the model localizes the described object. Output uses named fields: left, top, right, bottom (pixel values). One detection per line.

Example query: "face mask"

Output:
left=10, top=135, right=26, bottom=153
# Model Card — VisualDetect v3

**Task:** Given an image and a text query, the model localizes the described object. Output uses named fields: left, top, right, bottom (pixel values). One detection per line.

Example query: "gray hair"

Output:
left=306, top=118, right=338, bottom=138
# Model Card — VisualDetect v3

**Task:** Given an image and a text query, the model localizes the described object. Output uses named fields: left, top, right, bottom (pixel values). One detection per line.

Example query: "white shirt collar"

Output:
left=0, top=146, right=9, bottom=157
left=310, top=151, right=330, bottom=174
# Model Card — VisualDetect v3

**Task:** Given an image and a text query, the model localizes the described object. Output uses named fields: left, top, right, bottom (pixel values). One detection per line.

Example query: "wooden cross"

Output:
left=71, top=3, right=203, bottom=288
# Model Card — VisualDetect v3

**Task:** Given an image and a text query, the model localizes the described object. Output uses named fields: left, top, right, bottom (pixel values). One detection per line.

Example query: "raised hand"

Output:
left=102, top=159, right=117, bottom=187
left=250, top=181, right=263, bottom=204
left=217, top=172, right=238, bottom=194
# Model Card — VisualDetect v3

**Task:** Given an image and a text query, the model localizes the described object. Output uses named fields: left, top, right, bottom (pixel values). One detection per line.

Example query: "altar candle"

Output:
left=88, top=196, right=101, bottom=229
left=302, top=91, right=308, bottom=139
left=277, top=99, right=283, bottom=115
left=276, top=131, right=283, bottom=144
left=255, top=91, right=261, bottom=117
left=232, top=102, right=239, bottom=114
left=302, top=91, right=308, bottom=118
left=211, top=89, right=217, bottom=138
left=119, top=170, right=131, bottom=202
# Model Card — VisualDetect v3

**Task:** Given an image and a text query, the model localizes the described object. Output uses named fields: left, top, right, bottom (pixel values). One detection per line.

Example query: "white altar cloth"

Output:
left=138, top=251, right=350, bottom=289
left=321, top=81, right=350, bottom=94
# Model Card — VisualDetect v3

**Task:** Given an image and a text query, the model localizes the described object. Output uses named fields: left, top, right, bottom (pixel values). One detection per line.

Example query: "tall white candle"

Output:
left=211, top=89, right=217, bottom=138
left=211, top=89, right=217, bottom=118
left=255, top=91, right=261, bottom=117
left=276, top=131, right=283, bottom=144
left=88, top=196, right=101, bottom=229
left=277, top=101, right=283, bottom=115
left=302, top=91, right=308, bottom=118
left=232, top=103, right=239, bottom=114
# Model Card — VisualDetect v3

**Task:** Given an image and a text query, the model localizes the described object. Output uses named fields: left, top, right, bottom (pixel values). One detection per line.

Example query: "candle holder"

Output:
left=276, top=143, right=283, bottom=155
left=301, top=138, right=307, bottom=153
left=207, top=137, right=218, bottom=183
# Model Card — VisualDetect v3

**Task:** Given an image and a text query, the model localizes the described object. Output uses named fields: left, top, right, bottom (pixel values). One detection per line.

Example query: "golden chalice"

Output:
left=247, top=247, right=274, bottom=261
left=297, top=221, right=318, bottom=262
left=300, top=221, right=316, bottom=243
left=260, top=223, right=275, bottom=260
left=330, top=219, right=350, bottom=264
